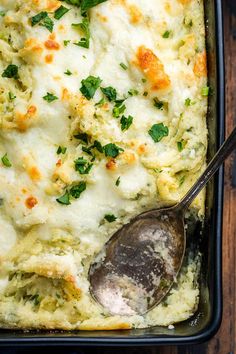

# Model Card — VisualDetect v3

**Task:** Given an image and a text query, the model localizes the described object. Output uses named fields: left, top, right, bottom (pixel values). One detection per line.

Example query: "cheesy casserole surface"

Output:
left=0, top=0, right=208, bottom=330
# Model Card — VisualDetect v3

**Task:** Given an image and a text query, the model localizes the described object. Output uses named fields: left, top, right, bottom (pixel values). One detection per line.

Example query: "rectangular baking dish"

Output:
left=0, top=0, right=225, bottom=347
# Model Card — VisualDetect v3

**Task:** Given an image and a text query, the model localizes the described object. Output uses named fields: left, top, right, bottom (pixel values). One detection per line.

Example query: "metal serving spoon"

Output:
left=89, top=127, right=236, bottom=316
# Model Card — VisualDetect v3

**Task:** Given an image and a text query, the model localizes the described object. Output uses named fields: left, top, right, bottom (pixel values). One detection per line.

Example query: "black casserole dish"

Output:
left=0, top=0, right=224, bottom=347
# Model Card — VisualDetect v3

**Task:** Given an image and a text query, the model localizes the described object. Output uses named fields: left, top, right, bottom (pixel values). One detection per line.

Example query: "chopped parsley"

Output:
left=32, top=294, right=41, bottom=306
left=73, top=18, right=90, bottom=49
left=112, top=100, right=126, bottom=118
left=120, top=115, right=133, bottom=131
left=31, top=12, right=54, bottom=32
left=128, top=89, right=139, bottom=96
left=8, top=92, right=16, bottom=101
left=57, top=146, right=67, bottom=154
left=74, top=132, right=89, bottom=144
left=63, top=0, right=80, bottom=6
left=177, top=141, right=184, bottom=152
left=64, top=40, right=71, bottom=46
left=142, top=78, right=147, bottom=83
left=179, top=175, right=185, bottom=186
left=95, top=97, right=105, bottom=106
left=104, top=214, right=117, bottom=223
left=74, top=157, right=93, bottom=174
left=82, top=146, right=94, bottom=157
left=1, top=153, right=12, bottom=167
left=104, top=143, right=124, bottom=158
left=56, top=182, right=87, bottom=205
left=162, top=30, right=171, bottom=38
left=31, top=11, right=48, bottom=26
left=115, top=176, right=121, bottom=186
left=56, top=191, right=71, bottom=205
left=64, top=69, right=72, bottom=75
left=81, top=0, right=108, bottom=12
left=70, top=182, right=86, bottom=199
left=80, top=75, right=102, bottom=100
left=185, top=98, right=195, bottom=106
left=54, top=5, right=70, bottom=20
left=148, top=123, right=169, bottom=143
left=81, top=140, right=103, bottom=157
left=2, top=64, right=19, bottom=79
left=0, top=11, right=6, bottom=17
left=153, top=98, right=164, bottom=110
left=201, top=86, right=211, bottom=97
left=93, top=140, right=103, bottom=153
left=120, top=62, right=128, bottom=70
left=101, top=86, right=117, bottom=102
left=43, top=92, right=58, bottom=102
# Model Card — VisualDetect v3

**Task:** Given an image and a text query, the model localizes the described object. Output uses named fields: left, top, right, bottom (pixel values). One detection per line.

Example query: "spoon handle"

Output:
left=178, top=126, right=236, bottom=211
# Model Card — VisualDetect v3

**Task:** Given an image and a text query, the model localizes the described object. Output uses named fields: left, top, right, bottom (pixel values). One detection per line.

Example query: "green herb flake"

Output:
left=179, top=175, right=185, bottom=186
left=64, top=69, right=72, bottom=75
left=142, top=78, right=147, bottom=83
left=1, top=153, right=12, bottom=167
left=8, top=92, right=16, bottom=101
left=143, top=91, right=148, bottom=97
left=54, top=5, right=70, bottom=20
left=93, top=140, right=103, bottom=153
left=74, top=132, right=89, bottom=144
left=0, top=11, right=6, bottom=17
left=70, top=182, right=86, bottom=199
left=2, top=64, right=19, bottom=79
left=101, top=86, right=117, bottom=102
left=31, top=294, right=40, bottom=306
left=56, top=191, right=71, bottom=205
left=31, top=12, right=54, bottom=32
left=80, top=0, right=108, bottom=12
left=162, top=30, right=171, bottom=38
left=57, top=146, right=67, bottom=155
left=95, top=97, right=105, bottom=106
left=153, top=98, right=164, bottom=110
left=148, top=123, right=169, bottom=143
left=80, top=75, right=102, bottom=100
left=112, top=100, right=126, bottom=118
left=104, top=214, right=117, bottom=223
left=115, top=176, right=121, bottom=186
left=177, top=141, right=184, bottom=152
left=41, top=16, right=54, bottom=32
left=64, top=40, right=71, bottom=46
left=72, top=18, right=90, bottom=49
left=120, top=62, right=128, bottom=70
left=104, top=143, right=124, bottom=158
left=43, top=92, right=58, bottom=102
left=120, top=115, right=133, bottom=131
left=201, top=86, right=211, bottom=97
left=74, top=157, right=93, bottom=174
left=63, top=0, right=80, bottom=6
left=31, top=11, right=48, bottom=26
left=185, top=97, right=195, bottom=106
left=128, top=89, right=139, bottom=96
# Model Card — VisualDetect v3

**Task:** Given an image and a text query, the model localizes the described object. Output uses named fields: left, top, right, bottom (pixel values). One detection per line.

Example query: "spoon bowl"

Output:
left=89, top=127, right=236, bottom=316
left=89, top=207, right=185, bottom=315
